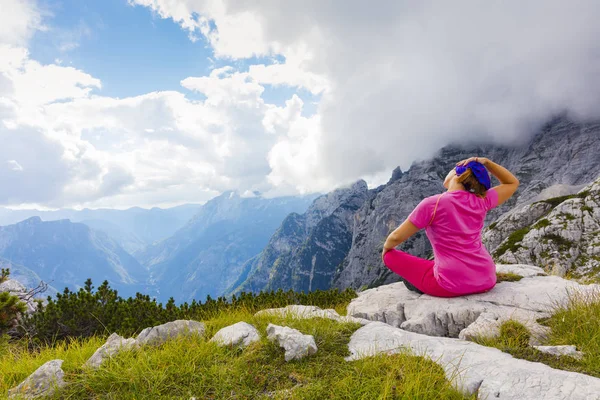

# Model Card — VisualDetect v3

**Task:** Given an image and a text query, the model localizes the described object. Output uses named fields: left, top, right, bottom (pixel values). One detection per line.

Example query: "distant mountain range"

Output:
left=0, top=217, right=150, bottom=297
left=1, top=117, right=598, bottom=303
left=137, top=192, right=317, bottom=303
left=0, top=204, right=203, bottom=253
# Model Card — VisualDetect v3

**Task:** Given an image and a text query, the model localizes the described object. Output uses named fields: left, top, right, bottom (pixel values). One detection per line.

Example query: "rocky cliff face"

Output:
left=333, top=118, right=600, bottom=290
left=484, top=177, right=600, bottom=280
left=228, top=181, right=369, bottom=295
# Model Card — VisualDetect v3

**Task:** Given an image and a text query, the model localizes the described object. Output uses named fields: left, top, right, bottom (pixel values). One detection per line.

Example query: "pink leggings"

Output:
left=383, top=249, right=462, bottom=297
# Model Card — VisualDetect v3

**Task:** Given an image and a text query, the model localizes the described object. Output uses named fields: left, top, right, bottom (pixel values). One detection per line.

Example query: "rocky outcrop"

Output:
left=210, top=322, right=260, bottom=348
left=334, top=119, right=600, bottom=290
left=485, top=178, right=600, bottom=280
left=8, top=360, right=66, bottom=399
left=0, top=279, right=40, bottom=315
left=84, top=333, right=138, bottom=369
left=229, top=181, right=369, bottom=295
left=136, top=320, right=205, bottom=346
left=346, top=264, right=599, bottom=345
left=266, top=324, right=318, bottom=361
left=346, top=322, right=600, bottom=400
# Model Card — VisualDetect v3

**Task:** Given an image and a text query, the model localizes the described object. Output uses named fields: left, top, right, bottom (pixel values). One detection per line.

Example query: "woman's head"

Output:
left=456, top=168, right=487, bottom=196
left=444, top=161, right=491, bottom=196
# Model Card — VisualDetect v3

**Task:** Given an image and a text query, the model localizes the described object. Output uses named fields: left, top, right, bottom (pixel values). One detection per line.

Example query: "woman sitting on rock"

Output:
left=382, top=157, right=519, bottom=297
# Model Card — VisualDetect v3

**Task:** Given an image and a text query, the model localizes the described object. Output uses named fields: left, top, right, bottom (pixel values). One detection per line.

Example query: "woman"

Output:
left=382, top=156, right=519, bottom=297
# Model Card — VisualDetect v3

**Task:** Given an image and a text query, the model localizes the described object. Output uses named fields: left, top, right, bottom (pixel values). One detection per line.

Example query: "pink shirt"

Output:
left=408, top=188, right=499, bottom=294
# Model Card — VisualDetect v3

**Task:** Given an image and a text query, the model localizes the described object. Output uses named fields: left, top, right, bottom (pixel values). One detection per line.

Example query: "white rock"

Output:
left=0, top=279, right=27, bottom=293
left=337, top=315, right=372, bottom=325
left=346, top=322, right=600, bottom=400
left=255, top=305, right=340, bottom=320
left=495, top=264, right=547, bottom=277
left=210, top=322, right=260, bottom=348
left=136, top=320, right=205, bottom=346
left=266, top=323, right=317, bottom=361
left=534, top=345, right=585, bottom=360
left=8, top=359, right=66, bottom=399
left=346, top=282, right=421, bottom=327
left=458, top=308, right=551, bottom=346
left=347, top=268, right=599, bottom=345
left=255, top=304, right=371, bottom=325
left=84, top=333, right=138, bottom=369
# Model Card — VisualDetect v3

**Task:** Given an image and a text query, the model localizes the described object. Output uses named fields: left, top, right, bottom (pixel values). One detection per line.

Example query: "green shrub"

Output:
left=19, top=278, right=356, bottom=345
left=542, top=233, right=574, bottom=252
left=539, top=191, right=590, bottom=208
left=533, top=218, right=550, bottom=229
left=493, top=226, right=531, bottom=258
left=1, top=268, right=9, bottom=284
left=0, top=292, right=26, bottom=335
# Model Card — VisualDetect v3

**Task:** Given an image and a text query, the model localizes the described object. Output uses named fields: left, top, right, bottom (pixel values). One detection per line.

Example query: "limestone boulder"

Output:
left=346, top=264, right=599, bottom=344
left=210, top=322, right=260, bottom=348
left=254, top=304, right=371, bottom=325
left=266, top=324, right=317, bottom=361
left=8, top=359, right=66, bottom=399
left=534, top=345, right=584, bottom=360
left=346, top=322, right=600, bottom=400
left=136, top=320, right=205, bottom=346
left=84, top=333, right=138, bottom=369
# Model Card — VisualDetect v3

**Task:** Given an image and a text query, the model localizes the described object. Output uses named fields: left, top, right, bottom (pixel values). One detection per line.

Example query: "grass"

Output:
left=541, top=233, right=574, bottom=252
left=496, top=272, right=523, bottom=283
left=2, top=309, right=473, bottom=399
left=533, top=218, right=550, bottom=230
left=473, top=289, right=600, bottom=378
left=493, top=226, right=531, bottom=258
left=536, top=191, right=590, bottom=208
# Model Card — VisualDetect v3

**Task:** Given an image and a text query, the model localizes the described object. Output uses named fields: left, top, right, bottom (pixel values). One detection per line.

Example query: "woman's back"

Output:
left=408, top=188, right=499, bottom=294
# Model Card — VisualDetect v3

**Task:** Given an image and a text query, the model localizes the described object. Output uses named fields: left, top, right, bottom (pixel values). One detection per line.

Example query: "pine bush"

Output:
left=19, top=278, right=356, bottom=344
left=0, top=269, right=27, bottom=335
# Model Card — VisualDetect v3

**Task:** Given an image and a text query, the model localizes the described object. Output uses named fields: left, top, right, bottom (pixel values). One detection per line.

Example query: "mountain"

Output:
left=333, top=118, right=600, bottom=289
left=137, top=192, right=316, bottom=303
left=0, top=217, right=150, bottom=297
left=229, top=118, right=600, bottom=294
left=0, top=204, right=203, bottom=254
left=227, top=181, right=369, bottom=295
left=483, top=177, right=600, bottom=280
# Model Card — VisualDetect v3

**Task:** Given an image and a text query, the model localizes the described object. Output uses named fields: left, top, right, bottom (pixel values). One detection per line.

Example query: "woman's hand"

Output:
left=456, top=156, right=489, bottom=166
left=382, top=247, right=391, bottom=262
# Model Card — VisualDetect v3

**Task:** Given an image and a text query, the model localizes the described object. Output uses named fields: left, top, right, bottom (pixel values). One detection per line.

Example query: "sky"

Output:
left=1, top=0, right=600, bottom=209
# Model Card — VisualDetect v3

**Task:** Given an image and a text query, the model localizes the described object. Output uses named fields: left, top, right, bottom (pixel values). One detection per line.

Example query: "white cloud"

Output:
left=0, top=43, right=302, bottom=208
left=132, top=0, right=600, bottom=192
left=4, top=0, right=600, bottom=208
left=0, top=0, right=43, bottom=46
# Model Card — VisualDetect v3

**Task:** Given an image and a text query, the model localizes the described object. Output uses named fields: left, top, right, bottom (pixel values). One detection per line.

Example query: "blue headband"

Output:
left=455, top=161, right=491, bottom=190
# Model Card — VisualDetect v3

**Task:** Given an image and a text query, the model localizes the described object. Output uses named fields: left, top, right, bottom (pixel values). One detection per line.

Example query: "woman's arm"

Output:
left=457, top=157, right=519, bottom=206
left=381, top=219, right=420, bottom=260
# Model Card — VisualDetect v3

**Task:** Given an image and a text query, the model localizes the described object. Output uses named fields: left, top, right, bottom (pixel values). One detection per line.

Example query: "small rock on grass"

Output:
left=266, top=324, right=317, bottom=361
